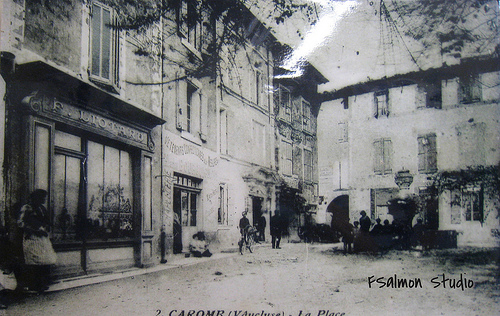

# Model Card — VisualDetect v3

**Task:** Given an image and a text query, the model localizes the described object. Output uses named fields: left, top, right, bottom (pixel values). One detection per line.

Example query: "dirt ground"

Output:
left=2, top=242, right=499, bottom=316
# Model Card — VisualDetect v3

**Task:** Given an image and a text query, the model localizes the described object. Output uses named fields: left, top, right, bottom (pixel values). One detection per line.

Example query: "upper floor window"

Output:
left=417, top=81, right=442, bottom=109
left=302, top=99, right=312, bottom=133
left=304, top=149, right=313, bottom=182
left=459, top=73, right=482, bottom=104
left=374, top=90, right=389, bottom=118
left=275, top=85, right=291, bottom=122
left=280, top=140, right=293, bottom=176
left=176, top=79, right=205, bottom=140
left=90, top=2, right=119, bottom=88
left=373, top=138, right=392, bottom=175
left=178, top=0, right=201, bottom=54
left=418, top=133, right=437, bottom=174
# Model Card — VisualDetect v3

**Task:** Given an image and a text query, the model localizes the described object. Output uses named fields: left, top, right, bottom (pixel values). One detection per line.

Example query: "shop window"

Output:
left=173, top=174, right=201, bottom=227
left=450, top=187, right=483, bottom=224
left=86, top=142, right=133, bottom=240
left=418, top=133, right=437, bottom=174
left=90, top=1, right=119, bottom=89
left=53, top=131, right=134, bottom=242
left=218, top=184, right=228, bottom=225
left=34, top=122, right=51, bottom=192
left=280, top=140, right=293, bottom=176
left=304, top=149, right=313, bottom=182
left=374, top=90, right=389, bottom=118
left=459, top=73, right=482, bottom=104
left=373, top=138, right=392, bottom=175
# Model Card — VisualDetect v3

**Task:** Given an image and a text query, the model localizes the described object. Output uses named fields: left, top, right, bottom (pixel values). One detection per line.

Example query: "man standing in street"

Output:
left=270, top=211, right=283, bottom=249
left=257, top=213, right=266, bottom=242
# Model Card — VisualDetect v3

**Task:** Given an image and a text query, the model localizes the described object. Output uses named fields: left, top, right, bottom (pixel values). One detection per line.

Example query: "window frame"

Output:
left=373, top=138, right=392, bottom=175
left=374, top=90, right=389, bottom=118
left=89, top=1, right=120, bottom=90
left=459, top=73, right=482, bottom=104
left=417, top=133, right=438, bottom=174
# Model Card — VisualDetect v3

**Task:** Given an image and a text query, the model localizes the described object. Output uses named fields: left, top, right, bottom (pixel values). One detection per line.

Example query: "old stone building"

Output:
left=0, top=0, right=325, bottom=278
left=318, top=56, right=500, bottom=247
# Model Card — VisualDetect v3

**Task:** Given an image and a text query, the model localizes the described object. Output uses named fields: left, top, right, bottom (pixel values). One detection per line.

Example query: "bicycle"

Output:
left=238, top=225, right=257, bottom=255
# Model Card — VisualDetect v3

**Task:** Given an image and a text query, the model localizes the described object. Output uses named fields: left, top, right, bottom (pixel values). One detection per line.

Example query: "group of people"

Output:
left=340, top=211, right=425, bottom=253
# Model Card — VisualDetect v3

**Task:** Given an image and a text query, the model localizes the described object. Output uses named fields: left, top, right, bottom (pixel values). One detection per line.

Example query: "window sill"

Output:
left=181, top=131, right=202, bottom=146
left=181, top=38, right=203, bottom=61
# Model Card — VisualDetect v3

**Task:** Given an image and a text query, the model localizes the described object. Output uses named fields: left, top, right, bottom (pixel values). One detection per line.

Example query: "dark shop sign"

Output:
left=22, top=91, right=150, bottom=149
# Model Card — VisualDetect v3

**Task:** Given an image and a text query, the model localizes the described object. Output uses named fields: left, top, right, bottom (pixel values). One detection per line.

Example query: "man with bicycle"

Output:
left=238, top=212, right=251, bottom=254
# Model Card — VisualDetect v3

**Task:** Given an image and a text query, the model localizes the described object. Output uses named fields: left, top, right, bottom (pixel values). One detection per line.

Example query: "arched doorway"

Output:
left=327, top=195, right=350, bottom=230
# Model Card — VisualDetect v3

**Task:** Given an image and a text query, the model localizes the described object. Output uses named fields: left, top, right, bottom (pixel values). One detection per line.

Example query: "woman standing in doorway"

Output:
left=17, top=189, right=57, bottom=292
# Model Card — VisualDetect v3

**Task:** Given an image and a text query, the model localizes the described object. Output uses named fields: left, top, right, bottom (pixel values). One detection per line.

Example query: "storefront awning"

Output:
left=11, top=61, right=165, bottom=128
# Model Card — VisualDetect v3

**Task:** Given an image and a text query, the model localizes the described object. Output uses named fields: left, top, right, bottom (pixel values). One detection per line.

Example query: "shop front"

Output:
left=4, top=62, right=164, bottom=278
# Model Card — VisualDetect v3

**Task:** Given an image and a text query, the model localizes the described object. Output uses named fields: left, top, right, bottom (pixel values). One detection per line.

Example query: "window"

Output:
left=373, top=138, right=392, bottom=175
left=418, top=133, right=437, bottom=173
left=218, top=184, right=228, bottom=225
left=252, top=120, right=266, bottom=165
left=374, top=90, right=389, bottom=118
left=178, top=0, right=201, bottom=52
left=302, top=99, right=312, bottom=133
left=90, top=2, right=119, bottom=88
left=173, top=174, right=201, bottom=227
left=276, top=85, right=291, bottom=122
left=304, top=149, right=313, bottom=182
left=417, top=82, right=442, bottom=109
left=450, top=186, right=483, bottom=224
left=219, top=109, right=228, bottom=154
left=280, top=140, right=293, bottom=176
left=338, top=122, right=348, bottom=143
left=459, top=73, right=481, bottom=104
left=292, top=145, right=302, bottom=177
left=176, top=79, right=202, bottom=136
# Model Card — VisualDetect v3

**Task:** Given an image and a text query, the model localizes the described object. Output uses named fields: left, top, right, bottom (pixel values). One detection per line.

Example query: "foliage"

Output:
left=388, top=0, right=499, bottom=60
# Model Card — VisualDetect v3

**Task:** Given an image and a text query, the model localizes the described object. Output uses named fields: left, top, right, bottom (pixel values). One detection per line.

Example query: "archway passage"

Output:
left=327, top=195, right=350, bottom=227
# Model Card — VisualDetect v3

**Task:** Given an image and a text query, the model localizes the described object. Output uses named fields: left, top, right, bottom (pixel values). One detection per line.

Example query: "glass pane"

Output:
left=34, top=124, right=50, bottom=191
left=181, top=191, right=189, bottom=226
left=55, top=130, right=81, bottom=151
left=101, top=8, right=111, bottom=79
left=190, top=192, right=197, bottom=226
left=91, top=4, right=101, bottom=77
left=87, top=141, right=104, bottom=238
left=53, top=155, right=80, bottom=241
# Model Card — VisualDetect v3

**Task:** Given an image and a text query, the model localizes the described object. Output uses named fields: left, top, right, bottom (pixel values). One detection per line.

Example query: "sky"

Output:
left=247, top=0, right=500, bottom=92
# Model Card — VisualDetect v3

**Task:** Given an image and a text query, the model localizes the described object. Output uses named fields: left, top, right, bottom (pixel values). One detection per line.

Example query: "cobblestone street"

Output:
left=3, top=243, right=499, bottom=316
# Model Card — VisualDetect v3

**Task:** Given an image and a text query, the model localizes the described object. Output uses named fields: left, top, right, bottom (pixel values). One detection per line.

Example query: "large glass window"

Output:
left=52, top=130, right=134, bottom=242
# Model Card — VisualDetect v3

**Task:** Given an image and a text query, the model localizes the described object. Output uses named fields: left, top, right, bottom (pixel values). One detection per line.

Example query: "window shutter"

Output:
left=428, top=134, right=437, bottom=171
left=373, top=140, right=383, bottom=174
left=199, top=93, right=207, bottom=141
left=383, top=139, right=392, bottom=174
left=176, top=80, right=187, bottom=130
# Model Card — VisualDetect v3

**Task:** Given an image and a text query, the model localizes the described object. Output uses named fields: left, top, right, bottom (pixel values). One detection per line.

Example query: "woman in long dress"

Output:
left=17, top=189, right=57, bottom=292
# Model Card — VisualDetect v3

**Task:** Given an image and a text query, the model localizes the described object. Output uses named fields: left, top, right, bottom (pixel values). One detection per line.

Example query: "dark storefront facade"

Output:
left=3, top=62, right=164, bottom=278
